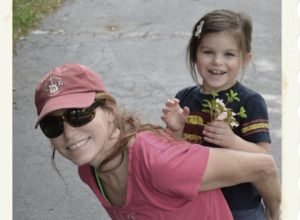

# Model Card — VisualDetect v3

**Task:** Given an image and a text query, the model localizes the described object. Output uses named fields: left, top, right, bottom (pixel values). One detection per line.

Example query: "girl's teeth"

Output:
left=210, top=70, right=225, bottom=75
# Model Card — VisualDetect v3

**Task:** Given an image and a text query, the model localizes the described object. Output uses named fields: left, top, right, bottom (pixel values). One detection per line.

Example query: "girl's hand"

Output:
left=161, top=98, right=189, bottom=135
left=202, top=120, right=237, bottom=148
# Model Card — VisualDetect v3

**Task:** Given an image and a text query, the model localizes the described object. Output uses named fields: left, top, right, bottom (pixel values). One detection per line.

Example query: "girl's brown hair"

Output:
left=187, top=9, right=253, bottom=84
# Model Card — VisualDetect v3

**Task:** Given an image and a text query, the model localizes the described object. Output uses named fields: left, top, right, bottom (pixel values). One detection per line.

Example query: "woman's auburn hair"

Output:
left=94, top=92, right=166, bottom=172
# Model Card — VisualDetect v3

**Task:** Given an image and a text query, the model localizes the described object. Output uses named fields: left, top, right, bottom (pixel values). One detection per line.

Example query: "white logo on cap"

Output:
left=44, top=75, right=64, bottom=96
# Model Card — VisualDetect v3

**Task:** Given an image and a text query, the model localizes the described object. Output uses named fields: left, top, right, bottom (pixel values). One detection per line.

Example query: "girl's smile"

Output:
left=196, top=31, right=250, bottom=92
left=208, top=69, right=226, bottom=76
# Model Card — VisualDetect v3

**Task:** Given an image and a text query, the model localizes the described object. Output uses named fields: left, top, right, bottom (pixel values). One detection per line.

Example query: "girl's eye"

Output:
left=225, top=52, right=236, bottom=57
left=203, top=50, right=213, bottom=54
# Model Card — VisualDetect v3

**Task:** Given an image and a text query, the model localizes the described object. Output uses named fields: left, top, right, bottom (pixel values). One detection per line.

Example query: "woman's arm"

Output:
left=199, top=148, right=281, bottom=220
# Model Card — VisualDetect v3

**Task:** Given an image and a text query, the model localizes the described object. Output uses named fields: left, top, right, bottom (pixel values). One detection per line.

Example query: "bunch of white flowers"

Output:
left=201, top=90, right=247, bottom=128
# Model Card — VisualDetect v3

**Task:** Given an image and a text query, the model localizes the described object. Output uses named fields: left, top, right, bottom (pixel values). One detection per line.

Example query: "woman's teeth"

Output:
left=67, top=138, right=89, bottom=150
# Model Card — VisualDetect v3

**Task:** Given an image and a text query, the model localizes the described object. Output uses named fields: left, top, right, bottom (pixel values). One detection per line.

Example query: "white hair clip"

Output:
left=194, top=21, right=204, bottom=38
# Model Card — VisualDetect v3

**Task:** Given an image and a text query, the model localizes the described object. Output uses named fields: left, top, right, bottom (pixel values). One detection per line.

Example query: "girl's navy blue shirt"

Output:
left=175, top=81, right=271, bottom=210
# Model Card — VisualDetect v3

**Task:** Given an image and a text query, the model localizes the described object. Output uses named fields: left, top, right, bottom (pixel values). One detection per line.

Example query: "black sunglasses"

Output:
left=39, top=101, right=103, bottom=138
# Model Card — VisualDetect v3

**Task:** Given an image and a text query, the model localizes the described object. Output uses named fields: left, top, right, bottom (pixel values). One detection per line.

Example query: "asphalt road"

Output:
left=13, top=0, right=281, bottom=219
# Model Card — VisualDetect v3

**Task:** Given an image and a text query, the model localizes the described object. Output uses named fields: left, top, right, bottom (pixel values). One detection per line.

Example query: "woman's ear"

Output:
left=107, top=111, right=115, bottom=123
left=106, top=104, right=117, bottom=124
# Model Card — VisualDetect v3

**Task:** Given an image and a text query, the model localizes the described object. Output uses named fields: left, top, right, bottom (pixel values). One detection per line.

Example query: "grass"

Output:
left=13, top=0, right=64, bottom=43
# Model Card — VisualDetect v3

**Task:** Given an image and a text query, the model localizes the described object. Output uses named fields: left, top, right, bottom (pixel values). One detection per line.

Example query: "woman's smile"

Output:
left=66, top=137, right=91, bottom=151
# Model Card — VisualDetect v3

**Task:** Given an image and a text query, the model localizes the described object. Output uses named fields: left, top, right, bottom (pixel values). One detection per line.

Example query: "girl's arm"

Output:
left=203, top=120, right=270, bottom=153
left=161, top=98, right=189, bottom=137
left=199, top=147, right=281, bottom=220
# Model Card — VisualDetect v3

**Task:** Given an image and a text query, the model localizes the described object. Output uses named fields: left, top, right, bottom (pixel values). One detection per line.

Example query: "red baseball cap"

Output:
left=35, top=63, right=106, bottom=128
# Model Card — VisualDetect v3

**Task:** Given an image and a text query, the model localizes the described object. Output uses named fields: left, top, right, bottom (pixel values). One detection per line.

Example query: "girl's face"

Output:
left=196, top=31, right=250, bottom=92
left=49, top=107, right=117, bottom=167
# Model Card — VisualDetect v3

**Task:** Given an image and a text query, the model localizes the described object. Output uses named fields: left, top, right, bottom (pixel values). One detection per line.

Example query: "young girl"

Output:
left=161, top=10, right=274, bottom=220
left=35, top=63, right=280, bottom=220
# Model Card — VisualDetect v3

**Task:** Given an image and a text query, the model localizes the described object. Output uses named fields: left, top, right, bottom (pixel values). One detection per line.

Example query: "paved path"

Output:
left=13, top=0, right=281, bottom=219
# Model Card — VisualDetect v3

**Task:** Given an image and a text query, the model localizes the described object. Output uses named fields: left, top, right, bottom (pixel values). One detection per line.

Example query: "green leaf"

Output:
left=211, top=99, right=217, bottom=110
left=234, top=97, right=240, bottom=102
left=200, top=88, right=247, bottom=126
left=238, top=107, right=247, bottom=118
left=202, top=99, right=211, bottom=105
left=211, top=90, right=218, bottom=98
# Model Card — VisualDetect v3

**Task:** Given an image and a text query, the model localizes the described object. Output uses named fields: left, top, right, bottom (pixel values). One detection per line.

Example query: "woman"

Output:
left=35, top=63, right=281, bottom=220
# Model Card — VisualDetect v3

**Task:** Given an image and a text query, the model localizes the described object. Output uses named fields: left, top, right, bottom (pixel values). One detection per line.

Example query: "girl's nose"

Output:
left=212, top=54, right=222, bottom=65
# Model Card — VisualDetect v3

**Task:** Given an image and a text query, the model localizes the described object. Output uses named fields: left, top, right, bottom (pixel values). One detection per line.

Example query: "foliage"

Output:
left=201, top=90, right=247, bottom=128
left=13, top=0, right=64, bottom=43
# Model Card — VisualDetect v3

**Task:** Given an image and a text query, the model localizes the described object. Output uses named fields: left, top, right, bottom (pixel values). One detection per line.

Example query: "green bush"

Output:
left=13, top=0, right=64, bottom=42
